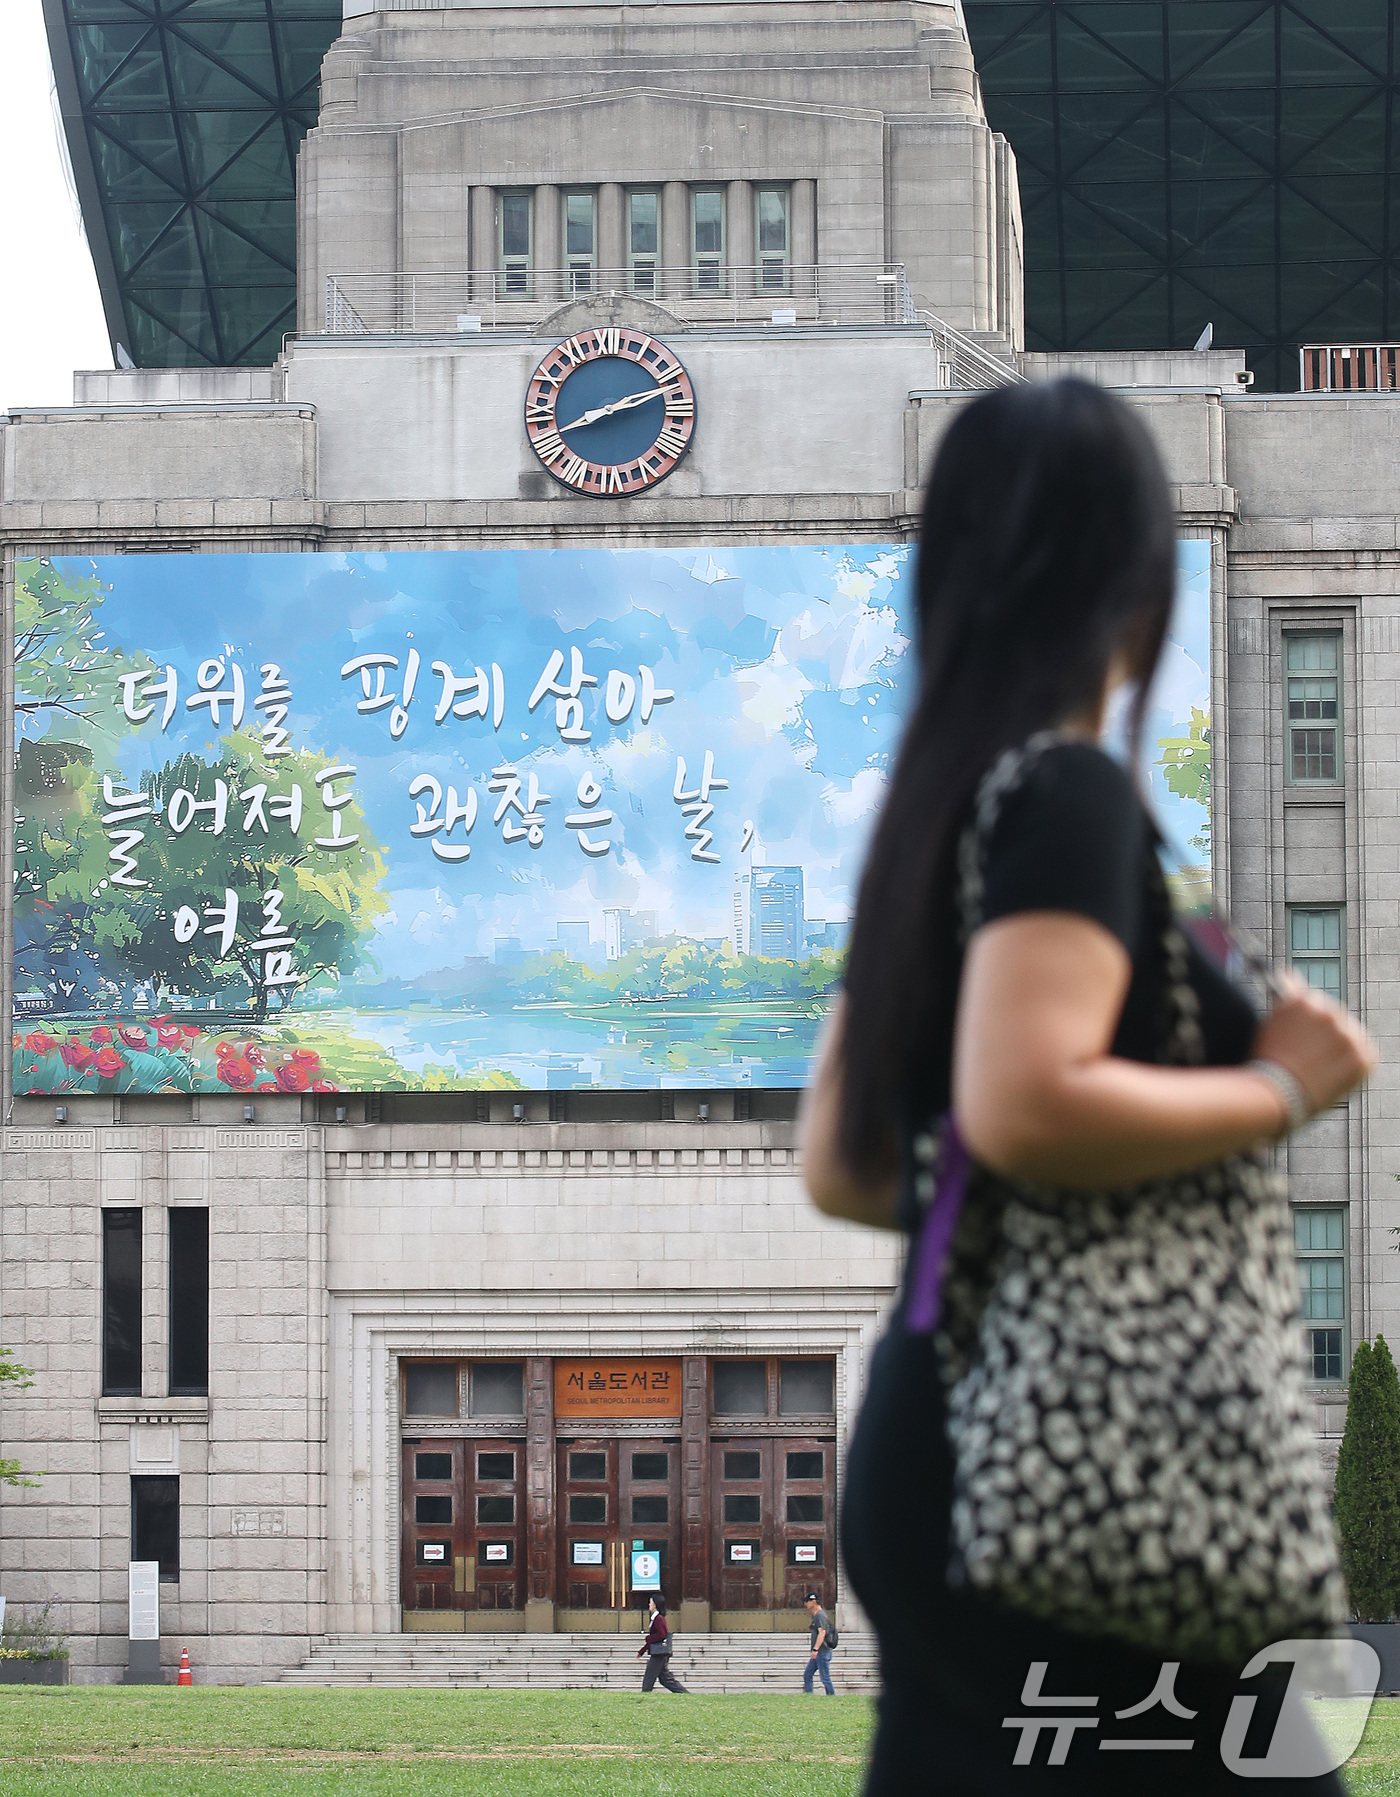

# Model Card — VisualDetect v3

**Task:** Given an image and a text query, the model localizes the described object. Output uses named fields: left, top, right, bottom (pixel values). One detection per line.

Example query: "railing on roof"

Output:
left=1300, top=343, right=1400, bottom=392
left=913, top=309, right=1025, bottom=389
left=324, top=265, right=916, bottom=333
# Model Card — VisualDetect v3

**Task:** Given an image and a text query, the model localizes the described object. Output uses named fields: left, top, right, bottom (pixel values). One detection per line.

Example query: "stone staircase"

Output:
left=276, top=1630, right=880, bottom=1694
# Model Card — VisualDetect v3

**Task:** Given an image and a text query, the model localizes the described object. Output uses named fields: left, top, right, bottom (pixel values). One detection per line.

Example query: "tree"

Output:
left=14, top=558, right=140, bottom=749
left=1334, top=1334, right=1400, bottom=1622
left=0, top=1348, right=39, bottom=1489
left=1158, top=705, right=1212, bottom=857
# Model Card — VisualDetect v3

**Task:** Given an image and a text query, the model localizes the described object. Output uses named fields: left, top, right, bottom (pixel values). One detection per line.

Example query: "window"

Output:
left=1288, top=908, right=1343, bottom=1000
left=416, top=1494, right=452, bottom=1525
left=632, top=1495, right=669, bottom=1524
left=415, top=1453, right=452, bottom=1482
left=631, top=1453, right=668, bottom=1482
left=564, top=191, right=596, bottom=293
left=404, top=1362, right=459, bottom=1417
left=779, top=1361, right=834, bottom=1415
left=713, top=1361, right=767, bottom=1415
left=569, top=1493, right=607, bottom=1524
left=131, top=1475, right=179, bottom=1582
left=103, top=1208, right=141, bottom=1396
left=755, top=186, right=790, bottom=292
left=499, top=192, right=533, bottom=294
left=692, top=187, right=725, bottom=293
left=724, top=1450, right=762, bottom=1481
left=724, top=1493, right=761, bottom=1523
left=628, top=191, right=659, bottom=293
left=786, top=1451, right=823, bottom=1481
left=477, top=1494, right=515, bottom=1524
left=1295, top=1209, right=1347, bottom=1382
left=477, top=1451, right=515, bottom=1482
left=469, top=1362, right=523, bottom=1416
left=787, top=1494, right=824, bottom=1522
left=168, top=1208, right=208, bottom=1397
left=1285, top=634, right=1341, bottom=783
left=569, top=1451, right=606, bottom=1482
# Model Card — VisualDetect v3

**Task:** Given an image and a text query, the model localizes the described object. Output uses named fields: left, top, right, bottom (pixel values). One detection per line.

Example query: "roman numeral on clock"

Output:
left=558, top=337, right=588, bottom=368
left=591, top=328, right=620, bottom=356
left=664, top=396, right=694, bottom=418
left=655, top=423, right=688, bottom=457
left=559, top=453, right=590, bottom=487
left=532, top=429, right=567, bottom=464
left=526, top=402, right=555, bottom=426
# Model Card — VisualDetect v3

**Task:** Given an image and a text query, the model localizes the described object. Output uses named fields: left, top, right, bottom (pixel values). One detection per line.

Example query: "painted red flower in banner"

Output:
left=291, top=1049, right=320, bottom=1067
left=24, top=1032, right=57, bottom=1055
left=275, top=1062, right=311, bottom=1093
left=214, top=1040, right=234, bottom=1058
left=89, top=1026, right=113, bottom=1045
left=11, top=1034, right=21, bottom=1052
left=156, top=1024, right=183, bottom=1049
left=310, top=1080, right=337, bottom=1094
left=181, top=1025, right=202, bottom=1039
left=244, top=1045, right=266, bottom=1068
left=93, top=1046, right=126, bottom=1078
left=217, top=1055, right=257, bottom=1090
left=60, top=1042, right=95, bottom=1071
left=119, top=1026, right=149, bottom=1049
left=256, top=1083, right=277, bottom=1093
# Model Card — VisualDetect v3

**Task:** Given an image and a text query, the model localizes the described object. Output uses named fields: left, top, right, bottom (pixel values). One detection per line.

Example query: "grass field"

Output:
left=3, top=1688, right=1400, bottom=1794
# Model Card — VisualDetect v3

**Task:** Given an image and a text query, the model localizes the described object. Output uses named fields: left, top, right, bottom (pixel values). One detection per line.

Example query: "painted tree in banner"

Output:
left=1158, top=705, right=1212, bottom=856
left=125, top=731, right=390, bottom=1020
left=14, top=558, right=139, bottom=747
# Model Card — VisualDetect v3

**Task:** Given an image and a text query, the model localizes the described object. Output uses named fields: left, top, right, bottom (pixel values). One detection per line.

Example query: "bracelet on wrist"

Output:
left=1247, top=1058, right=1313, bottom=1133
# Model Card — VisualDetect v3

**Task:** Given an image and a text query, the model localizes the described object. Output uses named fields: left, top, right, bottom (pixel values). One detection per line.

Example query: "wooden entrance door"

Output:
left=556, top=1436, right=682, bottom=1614
left=709, top=1436, right=837, bottom=1614
left=401, top=1436, right=526, bottom=1613
left=401, top=1437, right=466, bottom=1611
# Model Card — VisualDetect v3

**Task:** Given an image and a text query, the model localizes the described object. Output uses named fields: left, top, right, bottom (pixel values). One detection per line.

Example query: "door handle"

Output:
left=454, top=1555, right=467, bottom=1595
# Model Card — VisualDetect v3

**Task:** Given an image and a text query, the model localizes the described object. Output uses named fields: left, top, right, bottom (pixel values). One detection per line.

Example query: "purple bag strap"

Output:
left=906, top=1117, right=971, bottom=1335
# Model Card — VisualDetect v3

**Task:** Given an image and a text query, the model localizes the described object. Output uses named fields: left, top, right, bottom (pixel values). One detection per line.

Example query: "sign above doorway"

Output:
left=554, top=1359, right=683, bottom=1420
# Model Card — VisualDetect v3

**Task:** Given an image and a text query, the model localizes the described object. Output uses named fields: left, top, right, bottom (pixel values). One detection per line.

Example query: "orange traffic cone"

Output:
left=177, top=1648, right=192, bottom=1687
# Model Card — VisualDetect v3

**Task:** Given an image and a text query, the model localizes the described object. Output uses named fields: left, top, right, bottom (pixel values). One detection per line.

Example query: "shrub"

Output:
left=1334, top=1334, right=1400, bottom=1623
left=0, top=1599, right=69, bottom=1662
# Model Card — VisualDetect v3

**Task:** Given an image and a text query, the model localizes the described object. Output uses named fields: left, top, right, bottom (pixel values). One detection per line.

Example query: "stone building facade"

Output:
left=1, top=0, right=1396, bottom=1683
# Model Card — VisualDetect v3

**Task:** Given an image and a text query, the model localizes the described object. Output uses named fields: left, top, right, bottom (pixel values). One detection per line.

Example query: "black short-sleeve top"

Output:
left=974, top=740, right=1256, bottom=1069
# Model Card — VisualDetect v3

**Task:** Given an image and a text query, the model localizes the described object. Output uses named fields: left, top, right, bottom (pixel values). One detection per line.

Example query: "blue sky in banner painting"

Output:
left=53, top=545, right=915, bottom=982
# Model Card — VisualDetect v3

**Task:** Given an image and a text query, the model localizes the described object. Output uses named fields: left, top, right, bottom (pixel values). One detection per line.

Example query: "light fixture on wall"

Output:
left=242, top=1104, right=256, bottom=1123
left=54, top=1105, right=68, bottom=1125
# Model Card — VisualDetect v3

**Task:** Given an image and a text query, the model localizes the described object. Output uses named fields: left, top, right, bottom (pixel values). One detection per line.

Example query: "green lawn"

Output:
left=3, top=1688, right=1400, bottom=1795
left=0, top=1689, right=873, bottom=1796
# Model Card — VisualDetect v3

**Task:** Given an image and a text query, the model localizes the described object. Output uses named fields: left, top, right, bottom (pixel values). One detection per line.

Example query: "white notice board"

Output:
left=128, top=1562, right=159, bottom=1641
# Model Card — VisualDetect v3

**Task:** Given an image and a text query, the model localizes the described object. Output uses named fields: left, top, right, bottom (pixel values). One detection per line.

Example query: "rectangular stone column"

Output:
left=663, top=181, right=689, bottom=299
left=728, top=180, right=753, bottom=295
left=792, top=178, right=817, bottom=274
left=469, top=186, right=495, bottom=301
left=534, top=186, right=560, bottom=294
left=679, top=1355, right=710, bottom=1633
left=598, top=183, right=624, bottom=286
left=525, top=1356, right=555, bottom=1631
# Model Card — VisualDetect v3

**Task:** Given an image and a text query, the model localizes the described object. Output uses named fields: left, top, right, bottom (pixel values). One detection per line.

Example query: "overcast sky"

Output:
left=1, top=0, right=113, bottom=412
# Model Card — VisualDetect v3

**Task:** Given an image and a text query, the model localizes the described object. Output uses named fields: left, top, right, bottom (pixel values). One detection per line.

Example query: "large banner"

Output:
left=12, top=541, right=1209, bottom=1095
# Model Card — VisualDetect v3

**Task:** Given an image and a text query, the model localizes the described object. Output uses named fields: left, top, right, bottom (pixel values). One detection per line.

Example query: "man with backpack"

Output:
left=802, top=1591, right=837, bottom=1694
left=637, top=1596, right=688, bottom=1692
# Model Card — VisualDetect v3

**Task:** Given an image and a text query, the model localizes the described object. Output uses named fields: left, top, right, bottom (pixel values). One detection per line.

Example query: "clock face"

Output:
left=524, top=329, right=696, bottom=497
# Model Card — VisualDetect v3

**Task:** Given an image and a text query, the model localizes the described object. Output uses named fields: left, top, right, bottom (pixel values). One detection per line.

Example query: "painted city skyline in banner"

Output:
left=13, top=540, right=1209, bottom=1094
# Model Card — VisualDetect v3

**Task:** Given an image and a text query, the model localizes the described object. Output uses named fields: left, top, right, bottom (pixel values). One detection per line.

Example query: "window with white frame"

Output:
left=498, top=192, right=533, bottom=295
left=1294, top=1208, right=1346, bottom=1382
left=628, top=191, right=658, bottom=293
left=1287, top=906, right=1343, bottom=1000
left=692, top=187, right=725, bottom=293
left=1285, top=632, right=1341, bottom=783
left=564, top=191, right=596, bottom=293
left=755, top=186, right=790, bottom=292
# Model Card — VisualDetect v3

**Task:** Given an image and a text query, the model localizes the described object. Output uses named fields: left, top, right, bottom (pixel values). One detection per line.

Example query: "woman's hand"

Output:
left=1252, top=974, right=1377, bottom=1113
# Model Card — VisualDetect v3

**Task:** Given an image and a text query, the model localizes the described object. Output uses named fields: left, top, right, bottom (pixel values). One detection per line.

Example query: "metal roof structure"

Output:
left=44, top=0, right=340, bottom=369
left=964, top=1, right=1400, bottom=389
left=45, top=1, right=1400, bottom=387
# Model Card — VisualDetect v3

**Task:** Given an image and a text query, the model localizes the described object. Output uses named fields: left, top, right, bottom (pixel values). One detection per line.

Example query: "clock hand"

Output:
left=559, top=387, right=663, bottom=431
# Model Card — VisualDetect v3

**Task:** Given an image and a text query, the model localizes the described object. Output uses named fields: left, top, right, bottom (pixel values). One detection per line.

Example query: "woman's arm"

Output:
left=799, top=993, right=902, bottom=1229
left=954, top=912, right=1376, bottom=1187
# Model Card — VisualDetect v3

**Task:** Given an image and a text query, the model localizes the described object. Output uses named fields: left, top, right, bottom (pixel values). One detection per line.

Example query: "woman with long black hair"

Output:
left=801, top=380, right=1375, bottom=1793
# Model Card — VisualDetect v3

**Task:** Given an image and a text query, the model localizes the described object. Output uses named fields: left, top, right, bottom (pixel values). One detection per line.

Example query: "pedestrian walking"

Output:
left=802, top=1592, right=835, bottom=1695
left=637, top=1596, right=688, bottom=1693
left=800, top=379, right=1376, bottom=1794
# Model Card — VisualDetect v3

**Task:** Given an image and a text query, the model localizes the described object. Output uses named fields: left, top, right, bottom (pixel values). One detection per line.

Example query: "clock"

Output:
left=524, top=328, right=696, bottom=497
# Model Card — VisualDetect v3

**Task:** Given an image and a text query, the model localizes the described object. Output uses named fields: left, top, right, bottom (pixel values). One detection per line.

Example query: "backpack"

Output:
left=822, top=1619, right=838, bottom=1651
